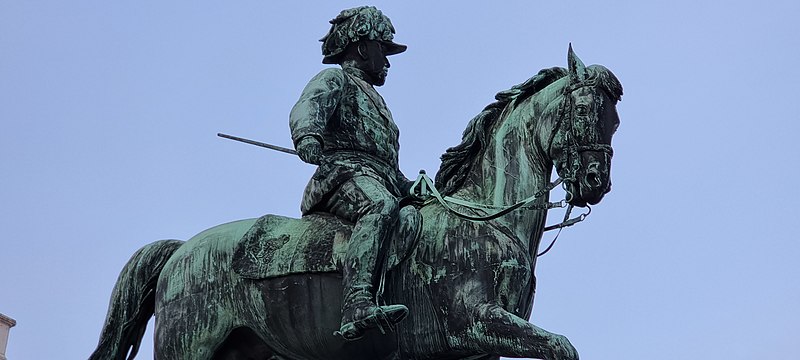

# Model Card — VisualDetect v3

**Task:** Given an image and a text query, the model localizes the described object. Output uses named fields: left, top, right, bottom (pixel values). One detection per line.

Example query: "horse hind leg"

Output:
left=153, top=313, right=233, bottom=360
left=153, top=325, right=216, bottom=360
left=156, top=322, right=281, bottom=360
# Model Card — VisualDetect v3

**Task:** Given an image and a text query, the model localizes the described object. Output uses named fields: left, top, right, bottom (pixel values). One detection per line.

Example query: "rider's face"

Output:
left=357, top=40, right=390, bottom=86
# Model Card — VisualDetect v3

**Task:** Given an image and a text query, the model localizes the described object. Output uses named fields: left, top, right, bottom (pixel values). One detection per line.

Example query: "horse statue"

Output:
left=90, top=46, right=622, bottom=360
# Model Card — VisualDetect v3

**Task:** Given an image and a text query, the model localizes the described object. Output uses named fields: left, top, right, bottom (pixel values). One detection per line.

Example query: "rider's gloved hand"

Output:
left=296, top=136, right=323, bottom=165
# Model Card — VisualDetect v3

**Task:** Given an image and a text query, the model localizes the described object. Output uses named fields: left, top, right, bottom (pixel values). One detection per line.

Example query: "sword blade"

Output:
left=217, top=133, right=298, bottom=156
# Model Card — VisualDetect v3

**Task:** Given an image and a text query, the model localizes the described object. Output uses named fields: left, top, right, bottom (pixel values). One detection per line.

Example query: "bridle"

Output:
left=410, top=75, right=613, bottom=256
left=549, top=77, right=614, bottom=186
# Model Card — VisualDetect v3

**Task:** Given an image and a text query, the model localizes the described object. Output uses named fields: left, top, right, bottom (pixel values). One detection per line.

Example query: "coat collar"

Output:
left=342, top=67, right=394, bottom=122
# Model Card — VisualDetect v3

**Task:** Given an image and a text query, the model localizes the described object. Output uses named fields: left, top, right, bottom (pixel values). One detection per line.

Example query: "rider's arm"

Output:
left=289, top=68, right=344, bottom=150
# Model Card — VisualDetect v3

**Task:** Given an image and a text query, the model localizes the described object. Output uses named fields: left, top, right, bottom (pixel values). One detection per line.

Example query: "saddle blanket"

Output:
left=232, top=209, right=421, bottom=280
left=232, top=214, right=352, bottom=279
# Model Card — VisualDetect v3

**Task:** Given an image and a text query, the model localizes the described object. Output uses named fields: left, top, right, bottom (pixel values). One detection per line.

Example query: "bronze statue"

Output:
left=289, top=6, right=415, bottom=341
left=90, top=6, right=622, bottom=360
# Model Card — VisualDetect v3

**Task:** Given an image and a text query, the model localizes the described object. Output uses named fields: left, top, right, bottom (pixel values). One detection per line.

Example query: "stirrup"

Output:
left=334, top=304, right=408, bottom=341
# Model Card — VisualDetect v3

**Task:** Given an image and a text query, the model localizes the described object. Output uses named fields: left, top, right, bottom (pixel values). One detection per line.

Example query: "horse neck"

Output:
left=454, top=92, right=560, bottom=255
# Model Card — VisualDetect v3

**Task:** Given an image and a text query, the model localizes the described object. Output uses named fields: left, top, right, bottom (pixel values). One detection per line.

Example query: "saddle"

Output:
left=232, top=206, right=421, bottom=280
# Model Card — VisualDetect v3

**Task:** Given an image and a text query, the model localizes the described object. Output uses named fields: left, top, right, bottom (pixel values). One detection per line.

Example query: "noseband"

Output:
left=406, top=76, right=614, bottom=257
left=549, top=78, right=614, bottom=186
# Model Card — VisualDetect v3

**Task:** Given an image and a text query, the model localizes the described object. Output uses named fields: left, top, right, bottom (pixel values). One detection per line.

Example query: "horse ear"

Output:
left=568, top=43, right=587, bottom=81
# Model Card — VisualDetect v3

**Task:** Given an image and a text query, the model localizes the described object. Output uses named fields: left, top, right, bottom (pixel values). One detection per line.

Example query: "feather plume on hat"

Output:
left=320, top=6, right=407, bottom=64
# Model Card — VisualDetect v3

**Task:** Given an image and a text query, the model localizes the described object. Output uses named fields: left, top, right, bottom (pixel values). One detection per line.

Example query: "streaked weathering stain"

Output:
left=90, top=46, right=621, bottom=360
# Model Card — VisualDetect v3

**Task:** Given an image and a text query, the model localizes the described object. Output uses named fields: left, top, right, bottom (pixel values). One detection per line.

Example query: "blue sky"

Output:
left=1, top=1, right=798, bottom=359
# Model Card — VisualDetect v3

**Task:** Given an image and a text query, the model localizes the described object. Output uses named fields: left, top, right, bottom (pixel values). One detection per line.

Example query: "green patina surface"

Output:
left=90, top=7, right=622, bottom=360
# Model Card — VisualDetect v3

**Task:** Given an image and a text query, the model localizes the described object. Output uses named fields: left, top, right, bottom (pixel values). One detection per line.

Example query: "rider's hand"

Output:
left=296, top=136, right=323, bottom=165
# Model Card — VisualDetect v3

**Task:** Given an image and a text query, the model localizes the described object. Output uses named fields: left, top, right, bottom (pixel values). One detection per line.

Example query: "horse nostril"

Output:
left=585, top=172, right=601, bottom=188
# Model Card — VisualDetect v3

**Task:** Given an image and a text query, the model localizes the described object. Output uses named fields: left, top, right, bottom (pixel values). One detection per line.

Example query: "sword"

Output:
left=217, top=133, right=298, bottom=156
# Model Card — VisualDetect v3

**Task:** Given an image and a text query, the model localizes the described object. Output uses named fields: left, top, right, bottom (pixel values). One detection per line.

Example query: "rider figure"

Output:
left=289, top=6, right=414, bottom=341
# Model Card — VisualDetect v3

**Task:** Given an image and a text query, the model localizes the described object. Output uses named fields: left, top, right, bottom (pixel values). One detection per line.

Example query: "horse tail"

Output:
left=89, top=239, right=185, bottom=360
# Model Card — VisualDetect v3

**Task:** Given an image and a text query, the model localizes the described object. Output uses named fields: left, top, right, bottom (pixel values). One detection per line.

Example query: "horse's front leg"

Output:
left=460, top=303, right=578, bottom=360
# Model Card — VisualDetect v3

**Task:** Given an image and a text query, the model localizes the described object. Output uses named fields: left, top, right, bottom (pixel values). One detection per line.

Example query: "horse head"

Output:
left=546, top=45, right=622, bottom=208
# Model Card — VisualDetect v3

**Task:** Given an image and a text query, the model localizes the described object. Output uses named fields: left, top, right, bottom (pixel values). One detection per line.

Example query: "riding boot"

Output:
left=335, top=213, right=408, bottom=341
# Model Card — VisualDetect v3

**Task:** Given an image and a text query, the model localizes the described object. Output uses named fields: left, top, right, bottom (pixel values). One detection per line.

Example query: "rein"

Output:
left=410, top=170, right=565, bottom=221
left=411, top=76, right=610, bottom=256
left=549, top=78, right=614, bottom=183
left=410, top=171, right=589, bottom=229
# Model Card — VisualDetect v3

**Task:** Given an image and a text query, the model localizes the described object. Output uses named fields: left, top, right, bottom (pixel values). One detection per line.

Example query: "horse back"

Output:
left=232, top=213, right=352, bottom=279
left=157, top=218, right=258, bottom=305
left=155, top=216, right=400, bottom=360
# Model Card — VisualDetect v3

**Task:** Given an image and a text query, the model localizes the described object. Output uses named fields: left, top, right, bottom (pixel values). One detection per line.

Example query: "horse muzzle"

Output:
left=564, top=160, right=611, bottom=207
left=580, top=167, right=611, bottom=203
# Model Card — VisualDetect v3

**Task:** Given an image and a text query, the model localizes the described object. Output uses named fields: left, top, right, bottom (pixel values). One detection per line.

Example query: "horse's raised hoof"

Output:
left=335, top=303, right=409, bottom=341
left=548, top=333, right=579, bottom=360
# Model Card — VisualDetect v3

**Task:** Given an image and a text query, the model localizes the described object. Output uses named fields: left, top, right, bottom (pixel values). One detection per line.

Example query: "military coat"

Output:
left=289, top=66, right=409, bottom=214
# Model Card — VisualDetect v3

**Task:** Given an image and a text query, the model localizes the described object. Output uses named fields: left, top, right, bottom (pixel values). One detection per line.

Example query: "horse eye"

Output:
left=576, top=105, right=589, bottom=116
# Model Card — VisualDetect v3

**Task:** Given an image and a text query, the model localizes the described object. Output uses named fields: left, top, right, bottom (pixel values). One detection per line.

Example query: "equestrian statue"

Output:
left=90, top=6, right=622, bottom=360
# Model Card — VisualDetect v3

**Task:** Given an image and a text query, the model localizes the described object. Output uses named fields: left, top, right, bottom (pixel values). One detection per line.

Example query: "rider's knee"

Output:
left=399, top=204, right=419, bottom=219
left=362, top=197, right=400, bottom=218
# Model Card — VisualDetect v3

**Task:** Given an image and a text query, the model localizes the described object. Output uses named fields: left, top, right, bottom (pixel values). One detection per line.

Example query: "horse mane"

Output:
left=435, top=67, right=569, bottom=195
left=587, top=64, right=624, bottom=101
left=434, top=65, right=622, bottom=196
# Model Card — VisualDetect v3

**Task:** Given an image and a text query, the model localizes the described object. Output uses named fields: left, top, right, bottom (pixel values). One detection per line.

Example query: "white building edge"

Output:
left=0, top=313, right=15, bottom=360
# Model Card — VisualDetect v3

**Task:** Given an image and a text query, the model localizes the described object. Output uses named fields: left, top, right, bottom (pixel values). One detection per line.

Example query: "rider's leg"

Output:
left=322, top=176, right=409, bottom=340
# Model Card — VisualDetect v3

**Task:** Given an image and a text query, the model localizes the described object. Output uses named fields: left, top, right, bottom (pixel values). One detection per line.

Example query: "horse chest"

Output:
left=409, top=221, right=534, bottom=311
left=423, top=220, right=530, bottom=270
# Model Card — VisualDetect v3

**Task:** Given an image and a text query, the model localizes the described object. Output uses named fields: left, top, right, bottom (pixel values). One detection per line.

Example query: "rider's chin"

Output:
left=372, top=74, right=386, bottom=86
